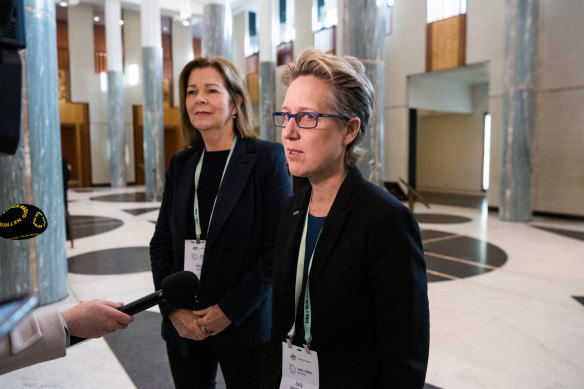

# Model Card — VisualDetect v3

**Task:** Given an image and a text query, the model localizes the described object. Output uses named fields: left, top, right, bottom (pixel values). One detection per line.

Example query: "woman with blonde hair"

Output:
left=264, top=48, right=429, bottom=388
left=150, top=56, right=292, bottom=388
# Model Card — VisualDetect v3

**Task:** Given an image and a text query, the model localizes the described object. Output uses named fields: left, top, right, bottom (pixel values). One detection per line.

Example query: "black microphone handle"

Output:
left=118, top=290, right=164, bottom=316
left=69, top=290, right=165, bottom=347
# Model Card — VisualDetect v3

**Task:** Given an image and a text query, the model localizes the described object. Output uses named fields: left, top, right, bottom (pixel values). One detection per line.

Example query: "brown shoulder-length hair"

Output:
left=280, top=48, right=374, bottom=168
left=178, top=56, right=255, bottom=148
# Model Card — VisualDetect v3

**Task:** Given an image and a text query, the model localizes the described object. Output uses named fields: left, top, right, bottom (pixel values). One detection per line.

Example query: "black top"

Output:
left=187, top=150, right=229, bottom=240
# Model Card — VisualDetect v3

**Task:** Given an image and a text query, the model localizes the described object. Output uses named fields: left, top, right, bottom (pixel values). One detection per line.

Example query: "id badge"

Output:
left=280, top=342, right=319, bottom=389
left=184, top=240, right=205, bottom=279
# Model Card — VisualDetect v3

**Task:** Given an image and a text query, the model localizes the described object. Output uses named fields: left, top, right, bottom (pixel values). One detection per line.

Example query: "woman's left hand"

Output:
left=194, top=304, right=232, bottom=336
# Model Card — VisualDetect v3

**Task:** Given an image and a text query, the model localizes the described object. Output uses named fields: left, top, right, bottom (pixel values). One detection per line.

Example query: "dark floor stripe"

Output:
left=68, top=247, right=151, bottom=274
left=90, top=192, right=148, bottom=203
left=573, top=296, right=584, bottom=307
left=415, top=213, right=472, bottom=224
left=104, top=311, right=227, bottom=389
left=70, top=215, right=123, bottom=239
left=425, top=253, right=491, bottom=279
left=424, top=384, right=444, bottom=389
left=426, top=271, right=456, bottom=283
left=123, top=207, right=160, bottom=216
left=424, top=236, right=508, bottom=268
left=533, top=226, right=584, bottom=242
left=421, top=229, right=457, bottom=241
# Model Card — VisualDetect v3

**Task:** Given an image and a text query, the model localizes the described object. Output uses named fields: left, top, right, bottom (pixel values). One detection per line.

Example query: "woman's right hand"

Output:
left=168, top=309, right=210, bottom=341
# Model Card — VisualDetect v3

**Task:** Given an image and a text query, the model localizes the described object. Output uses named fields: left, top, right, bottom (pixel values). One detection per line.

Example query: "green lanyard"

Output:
left=193, top=137, right=237, bottom=242
left=287, top=197, right=321, bottom=347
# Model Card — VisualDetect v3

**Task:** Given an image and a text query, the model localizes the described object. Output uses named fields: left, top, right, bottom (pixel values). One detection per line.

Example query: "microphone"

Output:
left=69, top=271, right=200, bottom=347
left=119, top=270, right=200, bottom=315
left=0, top=204, right=47, bottom=240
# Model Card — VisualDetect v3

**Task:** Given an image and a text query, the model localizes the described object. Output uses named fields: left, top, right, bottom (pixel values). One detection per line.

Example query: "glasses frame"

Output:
left=272, top=111, right=350, bottom=129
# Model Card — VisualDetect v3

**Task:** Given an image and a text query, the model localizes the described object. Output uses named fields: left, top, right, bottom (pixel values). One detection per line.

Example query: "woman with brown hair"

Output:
left=150, top=56, right=292, bottom=388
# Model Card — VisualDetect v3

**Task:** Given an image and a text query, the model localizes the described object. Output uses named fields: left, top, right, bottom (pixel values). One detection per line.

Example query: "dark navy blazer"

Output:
left=265, top=167, right=430, bottom=389
left=150, top=137, right=292, bottom=355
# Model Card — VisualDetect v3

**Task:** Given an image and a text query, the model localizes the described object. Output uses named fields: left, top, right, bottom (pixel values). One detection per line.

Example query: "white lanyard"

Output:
left=287, top=197, right=321, bottom=347
left=193, top=137, right=236, bottom=242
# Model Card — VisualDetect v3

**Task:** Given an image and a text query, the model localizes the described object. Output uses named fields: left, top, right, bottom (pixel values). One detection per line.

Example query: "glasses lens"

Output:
left=297, top=113, right=317, bottom=128
left=273, top=113, right=286, bottom=127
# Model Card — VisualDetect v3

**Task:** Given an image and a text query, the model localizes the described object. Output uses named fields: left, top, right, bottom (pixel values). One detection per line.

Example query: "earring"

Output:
left=233, top=114, right=237, bottom=119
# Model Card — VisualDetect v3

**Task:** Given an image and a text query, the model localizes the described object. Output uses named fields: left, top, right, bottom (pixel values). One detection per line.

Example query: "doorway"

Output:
left=408, top=62, right=490, bottom=198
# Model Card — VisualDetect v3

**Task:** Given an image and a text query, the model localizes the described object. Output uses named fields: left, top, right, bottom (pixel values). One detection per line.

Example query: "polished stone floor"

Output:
left=1, top=186, right=583, bottom=388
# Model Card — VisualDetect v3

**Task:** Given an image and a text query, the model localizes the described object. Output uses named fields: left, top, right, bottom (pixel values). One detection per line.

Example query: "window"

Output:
left=482, top=113, right=491, bottom=191
left=385, top=0, right=394, bottom=36
left=245, top=11, right=258, bottom=57
left=277, top=0, right=294, bottom=65
left=279, top=0, right=295, bottom=43
left=313, top=0, right=337, bottom=32
left=427, top=0, right=466, bottom=23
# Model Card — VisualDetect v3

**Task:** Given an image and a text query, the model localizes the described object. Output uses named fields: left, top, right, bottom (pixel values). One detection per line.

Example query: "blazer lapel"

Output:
left=205, top=137, right=257, bottom=249
left=309, top=168, right=363, bottom=291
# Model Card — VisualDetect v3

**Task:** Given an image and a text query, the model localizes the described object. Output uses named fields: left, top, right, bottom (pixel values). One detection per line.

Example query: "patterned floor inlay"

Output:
left=415, top=213, right=472, bottom=224
left=122, top=207, right=160, bottom=216
left=68, top=247, right=151, bottom=274
left=70, top=215, right=123, bottom=239
left=532, top=226, right=584, bottom=242
left=423, top=230, right=507, bottom=282
left=104, top=311, right=226, bottom=389
left=90, top=192, right=148, bottom=203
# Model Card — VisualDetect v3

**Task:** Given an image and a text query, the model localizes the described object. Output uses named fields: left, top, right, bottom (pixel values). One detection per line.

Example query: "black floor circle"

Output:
left=68, top=247, right=151, bottom=274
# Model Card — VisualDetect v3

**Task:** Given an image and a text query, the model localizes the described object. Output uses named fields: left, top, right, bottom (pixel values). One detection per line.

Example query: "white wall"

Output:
left=466, top=0, right=505, bottom=207
left=417, top=84, right=488, bottom=194
left=384, top=0, right=427, bottom=182
left=532, top=0, right=584, bottom=216
left=172, top=20, right=194, bottom=108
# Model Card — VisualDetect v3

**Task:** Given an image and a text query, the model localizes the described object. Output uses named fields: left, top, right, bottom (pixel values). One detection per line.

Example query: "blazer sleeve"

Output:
left=0, top=310, right=66, bottom=375
left=149, top=153, right=182, bottom=319
left=218, top=142, right=292, bottom=326
left=368, top=204, right=430, bottom=388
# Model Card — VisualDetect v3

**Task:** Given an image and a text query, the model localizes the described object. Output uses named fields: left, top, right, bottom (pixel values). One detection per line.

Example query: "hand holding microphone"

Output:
left=68, top=271, right=200, bottom=347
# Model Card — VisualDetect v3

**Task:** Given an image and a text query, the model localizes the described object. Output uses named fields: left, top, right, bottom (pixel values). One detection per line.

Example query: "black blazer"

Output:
left=150, top=137, right=292, bottom=355
left=265, top=168, right=429, bottom=389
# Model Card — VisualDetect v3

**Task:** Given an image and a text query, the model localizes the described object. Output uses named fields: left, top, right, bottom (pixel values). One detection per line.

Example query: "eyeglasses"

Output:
left=272, top=112, right=350, bottom=129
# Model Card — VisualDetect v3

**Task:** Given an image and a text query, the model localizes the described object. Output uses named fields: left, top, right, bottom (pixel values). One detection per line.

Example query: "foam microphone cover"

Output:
left=0, top=204, right=47, bottom=240
left=161, top=271, right=200, bottom=305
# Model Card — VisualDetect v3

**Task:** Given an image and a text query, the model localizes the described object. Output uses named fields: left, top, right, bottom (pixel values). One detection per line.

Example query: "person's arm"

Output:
left=149, top=153, right=182, bottom=320
left=60, top=300, right=133, bottom=339
left=0, top=300, right=133, bottom=375
left=368, top=204, right=430, bottom=388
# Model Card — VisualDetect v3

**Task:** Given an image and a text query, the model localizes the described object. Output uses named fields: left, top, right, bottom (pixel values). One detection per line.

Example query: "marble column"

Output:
left=259, top=0, right=278, bottom=141
left=106, top=0, right=127, bottom=188
left=341, top=0, right=386, bottom=186
left=141, top=0, right=164, bottom=201
left=499, top=0, right=539, bottom=221
left=0, top=73, right=31, bottom=302
left=203, top=1, right=232, bottom=59
left=21, top=0, right=67, bottom=304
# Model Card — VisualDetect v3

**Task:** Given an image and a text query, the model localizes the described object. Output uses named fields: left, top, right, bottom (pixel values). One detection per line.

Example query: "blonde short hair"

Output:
left=280, top=48, right=374, bottom=167
left=178, top=57, right=256, bottom=148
